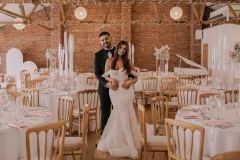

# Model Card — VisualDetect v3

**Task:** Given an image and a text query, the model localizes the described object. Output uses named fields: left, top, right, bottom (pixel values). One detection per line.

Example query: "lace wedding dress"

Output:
left=97, top=68, right=141, bottom=159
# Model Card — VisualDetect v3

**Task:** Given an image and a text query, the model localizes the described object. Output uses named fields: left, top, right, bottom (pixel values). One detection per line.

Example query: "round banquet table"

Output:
left=39, top=87, right=100, bottom=131
left=0, top=106, right=51, bottom=160
left=175, top=105, right=240, bottom=158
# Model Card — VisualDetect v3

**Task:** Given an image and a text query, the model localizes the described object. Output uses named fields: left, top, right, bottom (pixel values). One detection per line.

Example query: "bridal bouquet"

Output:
left=229, top=42, right=240, bottom=63
left=154, top=45, right=170, bottom=60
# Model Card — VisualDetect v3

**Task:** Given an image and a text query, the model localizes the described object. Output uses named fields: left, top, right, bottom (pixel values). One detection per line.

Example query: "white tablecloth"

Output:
left=176, top=105, right=240, bottom=158
left=0, top=106, right=50, bottom=160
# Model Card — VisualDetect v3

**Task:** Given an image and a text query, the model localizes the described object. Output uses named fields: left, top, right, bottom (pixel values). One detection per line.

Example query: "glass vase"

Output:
left=156, top=58, right=168, bottom=76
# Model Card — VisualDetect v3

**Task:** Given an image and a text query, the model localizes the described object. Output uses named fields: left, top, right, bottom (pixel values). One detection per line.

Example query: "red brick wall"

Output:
left=0, top=3, right=201, bottom=73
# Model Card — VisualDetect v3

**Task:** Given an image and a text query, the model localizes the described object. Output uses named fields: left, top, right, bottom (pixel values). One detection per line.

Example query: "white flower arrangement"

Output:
left=154, top=45, right=170, bottom=60
left=229, top=42, right=240, bottom=63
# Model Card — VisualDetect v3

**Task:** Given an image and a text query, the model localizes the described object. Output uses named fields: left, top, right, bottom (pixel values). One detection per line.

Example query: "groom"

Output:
left=94, top=31, right=118, bottom=133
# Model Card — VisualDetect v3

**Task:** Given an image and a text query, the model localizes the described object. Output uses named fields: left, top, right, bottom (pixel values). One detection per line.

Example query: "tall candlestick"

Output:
left=64, top=31, right=68, bottom=76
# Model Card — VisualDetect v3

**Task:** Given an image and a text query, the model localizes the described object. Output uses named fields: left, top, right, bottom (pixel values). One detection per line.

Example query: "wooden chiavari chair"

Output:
left=39, top=71, right=50, bottom=78
left=57, top=96, right=74, bottom=136
left=224, top=90, right=239, bottom=104
left=6, top=83, right=17, bottom=94
left=74, top=89, right=100, bottom=139
left=160, top=77, right=177, bottom=97
left=23, top=88, right=40, bottom=107
left=27, top=78, right=45, bottom=89
left=86, top=76, right=98, bottom=88
left=138, top=103, right=168, bottom=160
left=26, top=121, right=66, bottom=160
left=22, top=92, right=32, bottom=107
left=165, top=118, right=205, bottom=160
left=21, top=70, right=31, bottom=89
left=142, top=77, right=159, bottom=104
left=179, top=76, right=195, bottom=86
left=61, top=104, right=89, bottom=160
left=199, top=93, right=220, bottom=105
left=151, top=96, right=168, bottom=136
left=177, top=87, right=198, bottom=109
left=210, top=151, right=240, bottom=160
left=6, top=83, right=24, bottom=102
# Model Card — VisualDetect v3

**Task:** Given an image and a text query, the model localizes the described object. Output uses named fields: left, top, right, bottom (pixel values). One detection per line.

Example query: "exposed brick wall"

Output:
left=0, top=2, right=201, bottom=73
left=0, top=7, right=52, bottom=73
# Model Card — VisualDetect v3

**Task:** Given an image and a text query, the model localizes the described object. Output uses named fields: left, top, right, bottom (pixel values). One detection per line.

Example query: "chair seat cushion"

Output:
left=64, top=137, right=83, bottom=149
left=54, top=137, right=83, bottom=150
left=73, top=108, right=96, bottom=117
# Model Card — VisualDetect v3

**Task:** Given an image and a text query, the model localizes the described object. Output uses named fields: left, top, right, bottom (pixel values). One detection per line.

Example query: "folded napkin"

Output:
left=200, top=119, right=234, bottom=129
left=8, top=121, right=31, bottom=129
left=182, top=105, right=200, bottom=111
left=181, top=111, right=200, bottom=119
left=25, top=111, right=51, bottom=119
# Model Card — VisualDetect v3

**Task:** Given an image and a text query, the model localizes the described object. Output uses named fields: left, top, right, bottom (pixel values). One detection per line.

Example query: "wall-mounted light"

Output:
left=74, top=6, right=87, bottom=20
left=170, top=7, right=183, bottom=20
left=12, top=17, right=26, bottom=30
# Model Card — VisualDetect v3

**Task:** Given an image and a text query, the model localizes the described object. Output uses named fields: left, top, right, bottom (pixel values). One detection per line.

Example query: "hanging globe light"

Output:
left=170, top=7, right=183, bottom=20
left=74, top=6, right=87, bottom=20
left=12, top=17, right=26, bottom=30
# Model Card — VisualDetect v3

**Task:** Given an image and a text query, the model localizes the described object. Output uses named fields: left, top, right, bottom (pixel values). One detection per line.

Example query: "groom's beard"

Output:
left=103, top=43, right=112, bottom=50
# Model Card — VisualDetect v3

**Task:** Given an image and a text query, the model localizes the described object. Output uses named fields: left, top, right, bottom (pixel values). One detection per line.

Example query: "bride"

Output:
left=97, top=40, right=141, bottom=159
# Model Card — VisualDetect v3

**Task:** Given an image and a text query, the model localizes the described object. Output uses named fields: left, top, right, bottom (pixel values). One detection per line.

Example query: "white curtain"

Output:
left=202, top=24, right=240, bottom=80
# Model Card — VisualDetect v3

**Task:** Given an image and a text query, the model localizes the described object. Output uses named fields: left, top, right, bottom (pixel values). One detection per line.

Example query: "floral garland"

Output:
left=229, top=42, right=240, bottom=63
left=154, top=45, right=170, bottom=60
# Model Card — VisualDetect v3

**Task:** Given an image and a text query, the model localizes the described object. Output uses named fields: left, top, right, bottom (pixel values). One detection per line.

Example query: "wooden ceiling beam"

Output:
left=0, top=21, right=23, bottom=24
left=227, top=2, right=239, bottom=20
left=199, top=1, right=206, bottom=24
left=0, top=4, right=6, bottom=9
left=19, top=3, right=26, bottom=16
left=60, top=2, right=66, bottom=22
left=0, top=7, right=30, bottom=20
left=191, top=3, right=200, bottom=22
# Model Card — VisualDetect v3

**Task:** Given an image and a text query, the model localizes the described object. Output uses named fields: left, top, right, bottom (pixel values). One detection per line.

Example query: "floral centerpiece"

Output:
left=229, top=42, right=240, bottom=63
left=46, top=49, right=57, bottom=71
left=154, top=45, right=170, bottom=75
left=154, top=45, right=170, bottom=60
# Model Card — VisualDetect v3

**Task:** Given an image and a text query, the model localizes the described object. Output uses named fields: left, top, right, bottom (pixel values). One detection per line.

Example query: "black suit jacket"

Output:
left=94, top=48, right=115, bottom=94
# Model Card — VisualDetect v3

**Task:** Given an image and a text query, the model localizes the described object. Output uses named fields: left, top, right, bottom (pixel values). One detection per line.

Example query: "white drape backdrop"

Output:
left=202, top=24, right=240, bottom=80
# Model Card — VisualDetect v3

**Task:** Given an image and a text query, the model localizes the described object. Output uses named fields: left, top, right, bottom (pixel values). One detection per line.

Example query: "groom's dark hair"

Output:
left=99, top=31, right=110, bottom=38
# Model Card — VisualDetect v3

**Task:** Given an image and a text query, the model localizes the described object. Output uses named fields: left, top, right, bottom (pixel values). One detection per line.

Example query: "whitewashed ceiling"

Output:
left=0, top=3, right=50, bottom=27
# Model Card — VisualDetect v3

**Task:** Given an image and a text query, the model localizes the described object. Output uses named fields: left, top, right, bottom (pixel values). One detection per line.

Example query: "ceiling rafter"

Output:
left=227, top=2, right=239, bottom=20
left=199, top=1, right=206, bottom=24
left=0, top=7, right=30, bottom=20
left=0, top=4, right=6, bottom=9
left=60, top=1, right=66, bottom=22
left=19, top=3, right=25, bottom=16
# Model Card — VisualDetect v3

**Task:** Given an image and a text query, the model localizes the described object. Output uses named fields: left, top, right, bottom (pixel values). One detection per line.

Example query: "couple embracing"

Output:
left=94, top=31, right=141, bottom=159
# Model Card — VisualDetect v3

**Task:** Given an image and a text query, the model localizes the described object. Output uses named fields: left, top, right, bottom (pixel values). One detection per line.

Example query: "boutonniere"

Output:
left=108, top=51, right=112, bottom=58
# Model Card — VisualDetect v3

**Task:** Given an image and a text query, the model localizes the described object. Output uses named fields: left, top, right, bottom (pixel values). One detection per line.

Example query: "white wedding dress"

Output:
left=97, top=68, right=141, bottom=159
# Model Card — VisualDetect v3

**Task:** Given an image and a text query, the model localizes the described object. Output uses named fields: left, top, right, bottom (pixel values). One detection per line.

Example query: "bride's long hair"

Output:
left=111, top=40, right=131, bottom=75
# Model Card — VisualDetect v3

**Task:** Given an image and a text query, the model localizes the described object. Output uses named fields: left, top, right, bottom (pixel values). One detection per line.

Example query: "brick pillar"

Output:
left=120, top=3, right=131, bottom=42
